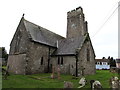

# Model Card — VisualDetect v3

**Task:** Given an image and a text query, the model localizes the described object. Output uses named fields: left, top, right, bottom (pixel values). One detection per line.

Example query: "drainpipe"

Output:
left=75, top=55, right=78, bottom=77
left=47, top=47, right=50, bottom=73
left=75, top=48, right=80, bottom=77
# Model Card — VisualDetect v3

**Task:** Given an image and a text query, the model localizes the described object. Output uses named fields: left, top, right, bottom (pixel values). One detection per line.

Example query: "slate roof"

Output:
left=95, top=59, right=110, bottom=63
left=22, top=18, right=87, bottom=55
left=23, top=19, right=65, bottom=47
left=52, top=36, right=85, bottom=55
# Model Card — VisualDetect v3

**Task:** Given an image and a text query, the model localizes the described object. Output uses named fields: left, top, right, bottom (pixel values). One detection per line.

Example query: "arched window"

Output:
left=58, top=57, right=60, bottom=64
left=87, top=48, right=90, bottom=61
left=58, top=57, right=64, bottom=65
left=41, top=57, right=43, bottom=65
left=61, top=57, right=63, bottom=65
left=15, top=30, right=22, bottom=53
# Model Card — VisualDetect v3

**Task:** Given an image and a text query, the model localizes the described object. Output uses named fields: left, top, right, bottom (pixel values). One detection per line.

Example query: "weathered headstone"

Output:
left=64, top=81, right=73, bottom=88
left=109, top=76, right=119, bottom=89
left=93, top=81, right=102, bottom=90
left=51, top=66, right=55, bottom=79
left=78, top=77, right=86, bottom=88
left=90, top=80, right=102, bottom=90
left=90, top=80, right=95, bottom=89
left=57, top=66, right=60, bottom=80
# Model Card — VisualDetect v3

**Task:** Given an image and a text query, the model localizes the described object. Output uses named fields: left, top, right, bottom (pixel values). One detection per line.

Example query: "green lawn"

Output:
left=2, top=70, right=119, bottom=88
left=84, top=70, right=119, bottom=88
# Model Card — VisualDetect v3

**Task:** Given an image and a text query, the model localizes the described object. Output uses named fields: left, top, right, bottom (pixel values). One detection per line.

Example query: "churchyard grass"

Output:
left=2, top=70, right=118, bottom=88
left=84, top=70, right=118, bottom=88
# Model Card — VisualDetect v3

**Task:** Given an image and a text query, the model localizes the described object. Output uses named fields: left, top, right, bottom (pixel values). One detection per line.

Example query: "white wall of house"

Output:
left=96, top=62, right=110, bottom=70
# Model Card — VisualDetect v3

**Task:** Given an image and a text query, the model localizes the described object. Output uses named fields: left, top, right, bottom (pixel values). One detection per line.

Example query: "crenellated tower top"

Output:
left=67, top=7, right=83, bottom=18
left=66, top=6, right=87, bottom=38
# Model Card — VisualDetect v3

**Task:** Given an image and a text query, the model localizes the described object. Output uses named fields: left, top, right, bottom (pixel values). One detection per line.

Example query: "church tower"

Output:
left=66, top=7, right=88, bottom=38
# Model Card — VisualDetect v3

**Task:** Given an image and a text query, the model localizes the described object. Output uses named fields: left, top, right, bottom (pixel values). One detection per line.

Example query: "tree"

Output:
left=0, top=47, right=8, bottom=61
left=108, top=56, right=110, bottom=59
left=109, top=57, right=116, bottom=67
left=102, top=57, right=106, bottom=59
left=112, top=59, right=116, bottom=67
left=110, top=57, right=113, bottom=60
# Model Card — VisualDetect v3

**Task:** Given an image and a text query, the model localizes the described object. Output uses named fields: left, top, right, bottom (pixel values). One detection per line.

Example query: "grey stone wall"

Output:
left=50, top=40, right=96, bottom=76
left=67, top=7, right=86, bottom=38
left=7, top=18, right=57, bottom=74
left=50, top=56, right=76, bottom=75
left=9, top=18, right=29, bottom=55
left=26, top=42, right=50, bottom=74
left=78, top=41, right=96, bottom=76
left=8, top=18, right=57, bottom=74
left=7, top=54, right=26, bottom=74
left=7, top=18, right=31, bottom=74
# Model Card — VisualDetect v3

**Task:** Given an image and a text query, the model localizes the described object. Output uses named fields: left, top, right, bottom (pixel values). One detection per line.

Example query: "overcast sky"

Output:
left=0, top=0, right=119, bottom=59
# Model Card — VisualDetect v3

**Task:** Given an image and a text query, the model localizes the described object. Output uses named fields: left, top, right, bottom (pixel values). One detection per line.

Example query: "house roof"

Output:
left=116, top=59, right=120, bottom=63
left=23, top=18, right=65, bottom=47
left=52, top=36, right=85, bottom=55
left=95, top=59, right=110, bottom=62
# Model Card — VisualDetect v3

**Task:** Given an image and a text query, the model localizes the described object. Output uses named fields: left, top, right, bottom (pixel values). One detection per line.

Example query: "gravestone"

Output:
left=110, top=76, right=119, bottom=89
left=57, top=67, right=60, bottom=80
left=78, top=77, right=86, bottom=88
left=51, top=66, right=55, bottom=79
left=90, top=80, right=102, bottom=90
left=64, top=81, right=73, bottom=88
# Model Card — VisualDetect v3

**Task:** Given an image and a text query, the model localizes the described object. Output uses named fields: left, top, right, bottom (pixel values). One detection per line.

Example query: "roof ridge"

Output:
left=24, top=19, right=65, bottom=39
left=23, top=18, right=65, bottom=47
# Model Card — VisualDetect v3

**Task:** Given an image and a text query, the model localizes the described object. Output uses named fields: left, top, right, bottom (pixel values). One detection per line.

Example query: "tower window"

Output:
left=41, top=57, right=43, bottom=65
left=61, top=57, right=63, bottom=65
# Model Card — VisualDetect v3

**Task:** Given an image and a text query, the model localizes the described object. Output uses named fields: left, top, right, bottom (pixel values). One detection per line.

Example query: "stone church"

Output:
left=7, top=7, right=96, bottom=76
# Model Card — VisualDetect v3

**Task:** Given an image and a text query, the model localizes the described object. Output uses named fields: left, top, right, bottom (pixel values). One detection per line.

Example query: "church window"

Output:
left=61, top=57, right=63, bottom=65
left=72, top=65, right=74, bottom=68
left=58, top=57, right=63, bottom=65
left=14, top=30, right=22, bottom=53
left=41, top=57, right=43, bottom=65
left=87, top=48, right=90, bottom=61
left=58, top=57, right=60, bottom=64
